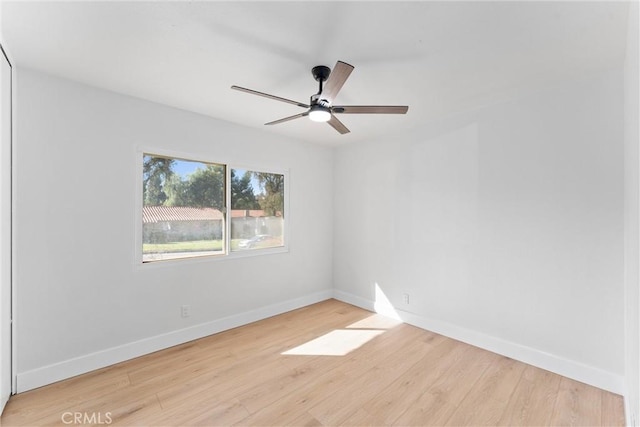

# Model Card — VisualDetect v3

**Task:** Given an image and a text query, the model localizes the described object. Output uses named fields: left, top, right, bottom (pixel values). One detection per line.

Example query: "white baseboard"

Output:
left=333, top=289, right=625, bottom=395
left=17, top=290, right=333, bottom=393
left=333, top=290, right=375, bottom=312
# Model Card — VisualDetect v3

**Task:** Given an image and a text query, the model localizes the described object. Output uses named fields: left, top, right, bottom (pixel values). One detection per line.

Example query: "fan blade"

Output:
left=231, top=85, right=309, bottom=108
left=321, top=61, right=354, bottom=103
left=265, top=112, right=309, bottom=126
left=332, top=105, right=409, bottom=114
left=327, top=115, right=350, bottom=134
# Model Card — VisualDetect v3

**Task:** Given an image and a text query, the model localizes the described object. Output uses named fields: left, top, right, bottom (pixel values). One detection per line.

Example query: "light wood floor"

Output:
left=1, top=299, right=625, bottom=426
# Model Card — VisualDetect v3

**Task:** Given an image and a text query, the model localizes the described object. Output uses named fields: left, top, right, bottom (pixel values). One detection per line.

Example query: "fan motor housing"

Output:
left=310, top=93, right=330, bottom=107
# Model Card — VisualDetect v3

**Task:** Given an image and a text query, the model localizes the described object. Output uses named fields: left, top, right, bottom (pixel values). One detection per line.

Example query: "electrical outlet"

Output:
left=181, top=305, right=190, bottom=318
left=402, top=293, right=410, bottom=305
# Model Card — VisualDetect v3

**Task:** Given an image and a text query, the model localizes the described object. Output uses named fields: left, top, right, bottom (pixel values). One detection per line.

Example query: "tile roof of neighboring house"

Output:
left=142, top=206, right=280, bottom=223
left=142, top=206, right=223, bottom=223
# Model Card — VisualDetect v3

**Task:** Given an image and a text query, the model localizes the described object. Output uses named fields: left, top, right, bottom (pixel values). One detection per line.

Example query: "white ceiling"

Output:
left=0, top=1, right=630, bottom=146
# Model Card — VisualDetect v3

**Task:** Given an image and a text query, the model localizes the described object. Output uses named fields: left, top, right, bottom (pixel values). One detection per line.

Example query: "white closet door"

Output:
left=0, top=47, right=12, bottom=414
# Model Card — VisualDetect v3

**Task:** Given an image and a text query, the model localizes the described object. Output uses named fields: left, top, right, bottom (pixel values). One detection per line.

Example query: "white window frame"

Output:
left=134, top=147, right=289, bottom=267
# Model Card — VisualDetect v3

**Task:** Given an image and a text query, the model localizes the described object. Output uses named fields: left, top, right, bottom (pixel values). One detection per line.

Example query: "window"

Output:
left=231, top=168, right=284, bottom=252
left=141, top=153, right=286, bottom=263
left=142, top=155, right=226, bottom=262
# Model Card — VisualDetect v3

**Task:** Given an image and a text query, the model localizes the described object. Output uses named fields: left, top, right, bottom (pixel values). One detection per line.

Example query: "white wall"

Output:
left=333, top=69, right=625, bottom=393
left=12, top=68, right=333, bottom=391
left=624, top=1, right=640, bottom=424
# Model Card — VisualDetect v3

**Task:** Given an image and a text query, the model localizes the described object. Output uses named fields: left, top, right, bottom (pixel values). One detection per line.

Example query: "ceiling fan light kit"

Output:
left=308, top=105, right=331, bottom=122
left=232, top=60, right=409, bottom=135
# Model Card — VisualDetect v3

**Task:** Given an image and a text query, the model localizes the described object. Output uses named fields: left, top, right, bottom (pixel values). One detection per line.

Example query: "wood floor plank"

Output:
left=0, top=370, right=131, bottom=426
left=342, top=408, right=379, bottom=426
left=156, top=350, right=291, bottom=411
left=0, top=299, right=625, bottom=427
left=84, top=394, right=162, bottom=426
left=236, top=323, right=421, bottom=418
left=359, top=338, right=467, bottom=425
left=444, top=355, right=527, bottom=426
left=236, top=325, right=429, bottom=425
left=151, top=307, right=362, bottom=411
left=549, top=377, right=603, bottom=426
left=601, top=390, right=626, bottom=426
left=286, top=411, right=324, bottom=427
left=135, top=398, right=249, bottom=427
left=233, top=365, right=349, bottom=425
left=497, top=364, right=562, bottom=426
left=392, top=344, right=498, bottom=426
left=306, top=332, right=442, bottom=426
left=235, top=355, right=338, bottom=414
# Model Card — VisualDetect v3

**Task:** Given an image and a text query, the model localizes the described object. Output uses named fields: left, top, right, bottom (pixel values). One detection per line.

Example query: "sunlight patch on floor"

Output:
left=281, top=329, right=385, bottom=356
left=281, top=284, right=402, bottom=357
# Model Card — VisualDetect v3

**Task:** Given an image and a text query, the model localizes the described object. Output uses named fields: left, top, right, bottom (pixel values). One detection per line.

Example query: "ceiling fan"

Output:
left=231, top=60, right=409, bottom=135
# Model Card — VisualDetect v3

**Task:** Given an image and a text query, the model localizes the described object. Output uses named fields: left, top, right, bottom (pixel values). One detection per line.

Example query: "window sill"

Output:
left=134, top=245, right=289, bottom=270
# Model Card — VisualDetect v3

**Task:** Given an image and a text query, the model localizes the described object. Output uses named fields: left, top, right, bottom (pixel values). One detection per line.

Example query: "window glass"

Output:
left=142, top=154, right=225, bottom=262
left=230, top=168, right=284, bottom=251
